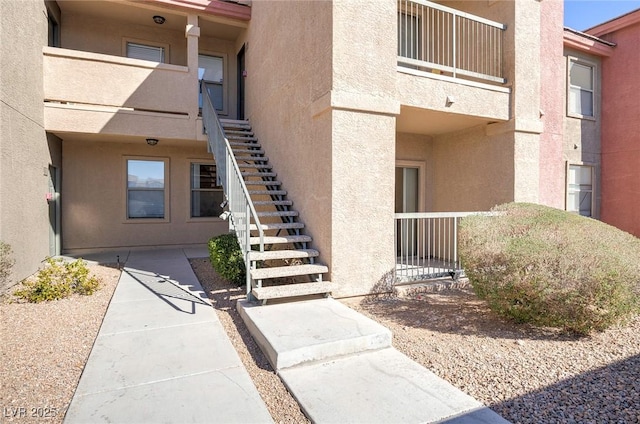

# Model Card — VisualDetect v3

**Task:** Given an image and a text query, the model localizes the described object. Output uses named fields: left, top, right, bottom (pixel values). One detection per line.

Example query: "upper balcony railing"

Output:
left=398, top=0, right=506, bottom=84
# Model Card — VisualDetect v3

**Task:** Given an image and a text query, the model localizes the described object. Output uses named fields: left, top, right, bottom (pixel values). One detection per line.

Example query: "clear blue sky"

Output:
left=565, top=0, right=640, bottom=31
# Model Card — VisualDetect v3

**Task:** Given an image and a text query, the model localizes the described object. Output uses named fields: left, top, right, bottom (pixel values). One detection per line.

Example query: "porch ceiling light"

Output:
left=153, top=15, right=166, bottom=25
left=146, top=138, right=159, bottom=146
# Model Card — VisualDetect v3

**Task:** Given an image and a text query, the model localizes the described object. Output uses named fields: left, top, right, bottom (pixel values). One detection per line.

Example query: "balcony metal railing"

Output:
left=395, top=212, right=493, bottom=283
left=201, top=81, right=264, bottom=296
left=398, top=0, right=506, bottom=84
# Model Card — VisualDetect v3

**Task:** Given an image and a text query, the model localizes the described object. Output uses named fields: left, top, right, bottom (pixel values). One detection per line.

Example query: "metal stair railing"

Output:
left=201, top=80, right=264, bottom=296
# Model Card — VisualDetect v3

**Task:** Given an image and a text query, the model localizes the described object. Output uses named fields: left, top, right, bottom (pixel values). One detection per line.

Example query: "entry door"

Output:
left=237, top=45, right=246, bottom=120
left=395, top=165, right=420, bottom=256
left=48, top=166, right=61, bottom=256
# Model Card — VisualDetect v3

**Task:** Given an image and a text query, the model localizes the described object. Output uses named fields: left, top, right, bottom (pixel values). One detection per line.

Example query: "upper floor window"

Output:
left=127, top=42, right=165, bottom=63
left=198, top=54, right=224, bottom=112
left=567, top=164, right=594, bottom=217
left=568, top=58, right=595, bottom=118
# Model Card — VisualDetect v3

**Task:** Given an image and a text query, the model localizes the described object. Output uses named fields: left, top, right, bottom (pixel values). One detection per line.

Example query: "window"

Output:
left=198, top=54, right=224, bottom=111
left=47, top=13, right=60, bottom=47
left=568, top=59, right=594, bottom=118
left=567, top=164, right=593, bottom=217
left=127, top=42, right=165, bottom=63
left=127, top=159, right=166, bottom=219
left=191, top=163, right=224, bottom=218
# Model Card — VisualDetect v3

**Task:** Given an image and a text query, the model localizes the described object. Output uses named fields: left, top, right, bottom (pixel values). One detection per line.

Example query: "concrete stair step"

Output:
left=253, top=200, right=292, bottom=206
left=220, top=118, right=250, bottom=124
left=231, top=142, right=262, bottom=148
left=248, top=249, right=319, bottom=261
left=242, top=171, right=276, bottom=178
left=248, top=189, right=286, bottom=196
left=238, top=163, right=273, bottom=169
left=251, top=264, right=327, bottom=281
left=250, top=282, right=333, bottom=304
left=228, top=135, right=258, bottom=142
left=249, top=222, right=304, bottom=231
left=231, top=148, right=265, bottom=155
left=244, top=180, right=282, bottom=186
left=250, top=235, right=312, bottom=245
left=225, top=129, right=254, bottom=136
left=256, top=210, right=298, bottom=217
left=237, top=298, right=392, bottom=369
left=235, top=155, right=269, bottom=162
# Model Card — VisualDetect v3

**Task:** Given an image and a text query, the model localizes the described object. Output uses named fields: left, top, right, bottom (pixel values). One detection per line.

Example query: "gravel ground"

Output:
left=190, top=258, right=309, bottom=424
left=4, top=257, right=638, bottom=424
left=0, top=264, right=121, bottom=423
left=343, top=287, right=640, bottom=424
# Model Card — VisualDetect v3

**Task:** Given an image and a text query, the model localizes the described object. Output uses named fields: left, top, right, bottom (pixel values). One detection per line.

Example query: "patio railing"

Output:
left=395, top=212, right=492, bottom=283
left=201, top=80, right=264, bottom=297
left=397, top=0, right=506, bottom=84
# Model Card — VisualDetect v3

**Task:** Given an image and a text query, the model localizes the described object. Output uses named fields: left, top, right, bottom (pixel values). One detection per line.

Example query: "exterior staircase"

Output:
left=218, top=118, right=332, bottom=303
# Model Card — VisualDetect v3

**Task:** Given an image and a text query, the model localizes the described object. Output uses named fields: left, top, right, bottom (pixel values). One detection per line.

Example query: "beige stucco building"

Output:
left=2, top=0, right=589, bottom=296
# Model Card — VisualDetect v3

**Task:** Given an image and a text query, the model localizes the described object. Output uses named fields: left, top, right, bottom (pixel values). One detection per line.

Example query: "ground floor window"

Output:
left=567, top=164, right=594, bottom=217
left=191, top=163, right=223, bottom=218
left=127, top=159, right=166, bottom=219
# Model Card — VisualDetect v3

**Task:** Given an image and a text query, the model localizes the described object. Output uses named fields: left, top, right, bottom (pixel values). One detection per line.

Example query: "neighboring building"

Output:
left=585, top=10, right=640, bottom=238
left=562, top=27, right=614, bottom=220
left=4, top=0, right=621, bottom=297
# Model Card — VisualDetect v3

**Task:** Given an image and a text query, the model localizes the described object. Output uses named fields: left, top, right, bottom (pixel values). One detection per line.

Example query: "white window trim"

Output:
left=124, top=156, right=170, bottom=223
left=567, top=56, right=596, bottom=121
left=396, top=160, right=426, bottom=213
left=199, top=51, right=228, bottom=116
left=187, top=161, right=224, bottom=222
left=565, top=162, right=595, bottom=218
left=123, top=38, right=170, bottom=63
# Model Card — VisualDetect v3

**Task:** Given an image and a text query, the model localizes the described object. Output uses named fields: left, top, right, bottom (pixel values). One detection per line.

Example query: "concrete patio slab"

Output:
left=238, top=298, right=392, bottom=370
left=64, top=248, right=272, bottom=423
left=279, top=348, right=509, bottom=424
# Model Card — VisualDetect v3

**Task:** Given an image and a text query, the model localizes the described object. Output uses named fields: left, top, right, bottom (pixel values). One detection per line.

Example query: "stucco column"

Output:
left=185, top=14, right=200, bottom=120
left=510, top=0, right=543, bottom=203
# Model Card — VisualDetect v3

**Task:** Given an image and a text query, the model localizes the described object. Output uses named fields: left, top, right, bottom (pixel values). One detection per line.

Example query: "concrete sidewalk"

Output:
left=64, top=248, right=272, bottom=423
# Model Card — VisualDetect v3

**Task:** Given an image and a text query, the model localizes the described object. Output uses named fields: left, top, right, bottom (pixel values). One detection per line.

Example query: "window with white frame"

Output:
left=127, top=159, right=166, bottom=219
left=567, top=164, right=594, bottom=217
left=127, top=42, right=165, bottom=63
left=198, top=54, right=224, bottom=112
left=568, top=58, right=595, bottom=118
left=397, top=10, right=422, bottom=61
left=191, top=163, right=224, bottom=218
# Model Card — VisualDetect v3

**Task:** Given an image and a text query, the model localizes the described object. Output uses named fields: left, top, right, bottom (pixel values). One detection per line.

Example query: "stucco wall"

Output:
left=0, top=0, right=59, bottom=290
left=243, top=0, right=398, bottom=296
left=61, top=139, right=227, bottom=252
left=432, top=125, right=514, bottom=211
left=539, top=0, right=565, bottom=209
left=598, top=24, right=640, bottom=237
left=562, top=48, right=602, bottom=218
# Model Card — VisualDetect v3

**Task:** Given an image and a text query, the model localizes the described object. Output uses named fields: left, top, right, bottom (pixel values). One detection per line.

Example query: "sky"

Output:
left=564, top=0, right=640, bottom=31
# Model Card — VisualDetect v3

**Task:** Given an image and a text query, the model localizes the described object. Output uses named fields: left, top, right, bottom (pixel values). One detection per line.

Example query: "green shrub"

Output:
left=459, top=203, right=640, bottom=335
left=14, top=258, right=100, bottom=302
left=0, top=241, right=15, bottom=289
left=208, top=233, right=246, bottom=286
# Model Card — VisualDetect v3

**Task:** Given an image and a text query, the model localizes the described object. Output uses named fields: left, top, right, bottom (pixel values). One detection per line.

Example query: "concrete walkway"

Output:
left=64, top=248, right=272, bottom=423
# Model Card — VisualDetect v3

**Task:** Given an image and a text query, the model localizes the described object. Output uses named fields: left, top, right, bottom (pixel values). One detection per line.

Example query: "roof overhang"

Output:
left=563, top=28, right=615, bottom=57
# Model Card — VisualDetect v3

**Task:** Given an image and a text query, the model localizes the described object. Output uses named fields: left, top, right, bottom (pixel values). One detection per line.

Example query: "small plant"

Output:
left=208, top=233, right=246, bottom=286
left=14, top=258, right=100, bottom=303
left=0, top=241, right=15, bottom=290
left=459, top=203, right=640, bottom=335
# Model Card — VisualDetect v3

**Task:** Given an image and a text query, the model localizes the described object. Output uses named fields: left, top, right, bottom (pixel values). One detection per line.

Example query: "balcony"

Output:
left=396, top=0, right=510, bottom=135
left=43, top=47, right=202, bottom=141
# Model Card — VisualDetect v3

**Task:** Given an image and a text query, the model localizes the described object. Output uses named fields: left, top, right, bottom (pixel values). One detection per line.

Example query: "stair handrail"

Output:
left=201, top=81, right=264, bottom=293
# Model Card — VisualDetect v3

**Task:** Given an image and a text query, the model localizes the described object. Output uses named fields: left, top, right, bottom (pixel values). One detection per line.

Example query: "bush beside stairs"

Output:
left=219, top=119, right=332, bottom=303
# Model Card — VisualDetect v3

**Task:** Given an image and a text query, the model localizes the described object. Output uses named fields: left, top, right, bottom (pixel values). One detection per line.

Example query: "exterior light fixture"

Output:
left=153, top=15, right=166, bottom=25
left=146, top=138, right=159, bottom=146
